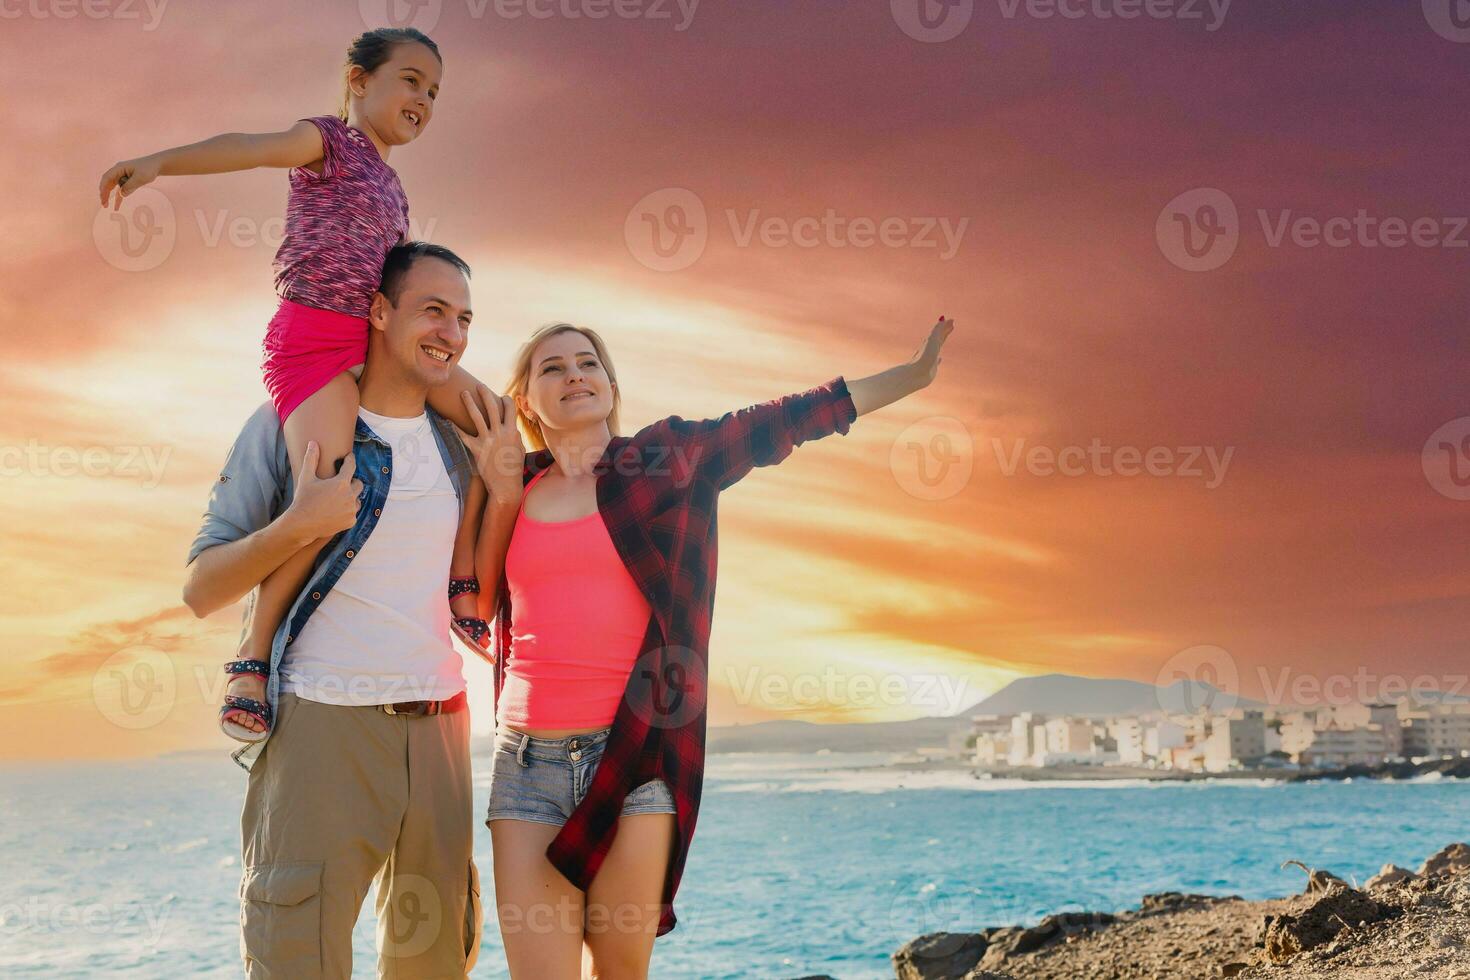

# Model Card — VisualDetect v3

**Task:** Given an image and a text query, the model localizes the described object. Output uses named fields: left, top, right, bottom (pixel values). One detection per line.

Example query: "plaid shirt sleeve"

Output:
left=654, top=375, right=859, bottom=491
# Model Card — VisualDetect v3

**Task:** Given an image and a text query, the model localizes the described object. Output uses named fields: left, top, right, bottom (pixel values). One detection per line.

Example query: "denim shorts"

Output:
left=485, top=725, right=675, bottom=826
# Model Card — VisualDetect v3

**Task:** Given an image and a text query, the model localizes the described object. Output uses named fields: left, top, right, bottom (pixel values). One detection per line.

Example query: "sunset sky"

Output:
left=4, top=0, right=1469, bottom=759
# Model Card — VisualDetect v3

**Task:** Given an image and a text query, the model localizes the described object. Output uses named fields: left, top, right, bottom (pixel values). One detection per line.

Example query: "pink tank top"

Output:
left=500, top=467, right=653, bottom=729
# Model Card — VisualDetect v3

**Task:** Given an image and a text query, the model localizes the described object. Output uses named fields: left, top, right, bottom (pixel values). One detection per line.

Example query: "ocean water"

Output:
left=2, top=751, right=1466, bottom=979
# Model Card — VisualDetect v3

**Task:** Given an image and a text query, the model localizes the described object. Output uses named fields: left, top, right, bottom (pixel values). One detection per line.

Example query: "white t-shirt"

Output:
left=281, top=407, right=466, bottom=705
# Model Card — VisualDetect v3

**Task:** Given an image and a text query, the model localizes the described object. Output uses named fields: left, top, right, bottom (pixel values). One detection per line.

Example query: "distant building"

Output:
left=1008, top=712, right=1046, bottom=767
left=1110, top=717, right=1145, bottom=765
left=1298, top=724, right=1392, bottom=769
left=1204, top=710, right=1266, bottom=772
left=1402, top=703, right=1470, bottom=759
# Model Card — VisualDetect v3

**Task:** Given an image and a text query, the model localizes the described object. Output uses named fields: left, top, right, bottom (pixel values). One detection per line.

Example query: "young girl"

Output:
left=98, top=28, right=493, bottom=742
left=455, top=315, right=954, bottom=978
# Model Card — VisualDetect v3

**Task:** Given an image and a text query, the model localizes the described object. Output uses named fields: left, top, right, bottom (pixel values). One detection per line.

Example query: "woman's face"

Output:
left=356, top=42, right=442, bottom=147
left=520, top=330, right=614, bottom=435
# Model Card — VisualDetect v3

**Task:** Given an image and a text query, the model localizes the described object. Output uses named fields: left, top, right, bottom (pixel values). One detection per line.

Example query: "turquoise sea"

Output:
left=2, top=751, right=1466, bottom=978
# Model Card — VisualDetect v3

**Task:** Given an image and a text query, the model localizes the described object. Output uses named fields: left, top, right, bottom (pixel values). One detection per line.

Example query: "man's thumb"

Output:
left=299, top=441, right=320, bottom=481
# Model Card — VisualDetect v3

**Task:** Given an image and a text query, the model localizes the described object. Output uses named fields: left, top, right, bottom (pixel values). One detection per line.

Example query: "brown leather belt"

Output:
left=378, top=690, right=468, bottom=717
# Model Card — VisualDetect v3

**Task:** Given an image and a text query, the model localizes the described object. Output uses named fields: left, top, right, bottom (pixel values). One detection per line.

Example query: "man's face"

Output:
left=369, top=257, right=472, bottom=387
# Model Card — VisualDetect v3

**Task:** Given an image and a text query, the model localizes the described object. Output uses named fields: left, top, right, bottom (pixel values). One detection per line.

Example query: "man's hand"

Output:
left=456, top=386, right=525, bottom=505
left=282, top=442, right=364, bottom=544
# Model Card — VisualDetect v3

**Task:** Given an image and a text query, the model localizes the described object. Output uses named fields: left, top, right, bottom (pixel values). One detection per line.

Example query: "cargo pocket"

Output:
left=239, top=861, right=324, bottom=980
left=463, top=860, right=483, bottom=971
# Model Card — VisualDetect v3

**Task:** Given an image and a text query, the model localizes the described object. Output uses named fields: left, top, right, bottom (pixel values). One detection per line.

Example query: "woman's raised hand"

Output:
left=98, top=156, right=161, bottom=211
left=456, top=385, right=525, bottom=503
left=911, top=315, right=955, bottom=387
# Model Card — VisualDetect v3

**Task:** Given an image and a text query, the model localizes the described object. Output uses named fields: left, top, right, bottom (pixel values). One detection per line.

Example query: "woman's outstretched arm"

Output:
left=657, top=316, right=956, bottom=491
left=847, top=316, right=954, bottom=416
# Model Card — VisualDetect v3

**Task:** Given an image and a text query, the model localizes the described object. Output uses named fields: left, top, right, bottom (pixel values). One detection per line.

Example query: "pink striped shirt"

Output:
left=272, top=115, right=409, bottom=318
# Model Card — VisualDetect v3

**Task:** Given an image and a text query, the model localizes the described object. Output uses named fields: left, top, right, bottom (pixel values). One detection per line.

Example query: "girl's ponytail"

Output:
left=339, top=27, right=443, bottom=122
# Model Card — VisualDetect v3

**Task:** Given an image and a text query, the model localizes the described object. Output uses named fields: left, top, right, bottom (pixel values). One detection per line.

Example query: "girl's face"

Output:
left=519, top=330, right=615, bottom=435
left=352, top=42, right=442, bottom=147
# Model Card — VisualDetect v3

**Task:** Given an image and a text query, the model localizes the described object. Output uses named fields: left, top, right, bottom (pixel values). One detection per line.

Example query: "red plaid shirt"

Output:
left=490, top=375, right=858, bottom=935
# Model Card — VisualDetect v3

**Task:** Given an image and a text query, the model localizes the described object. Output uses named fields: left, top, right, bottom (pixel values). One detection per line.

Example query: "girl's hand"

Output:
left=98, top=156, right=161, bottom=211
left=455, top=386, right=526, bottom=504
left=910, top=316, right=955, bottom=387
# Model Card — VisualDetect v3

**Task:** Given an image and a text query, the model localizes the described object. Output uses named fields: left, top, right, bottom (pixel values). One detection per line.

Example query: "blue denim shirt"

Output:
left=188, top=400, right=475, bottom=770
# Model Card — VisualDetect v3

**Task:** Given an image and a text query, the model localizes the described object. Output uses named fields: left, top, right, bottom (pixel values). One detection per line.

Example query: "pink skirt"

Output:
left=260, top=297, right=368, bottom=423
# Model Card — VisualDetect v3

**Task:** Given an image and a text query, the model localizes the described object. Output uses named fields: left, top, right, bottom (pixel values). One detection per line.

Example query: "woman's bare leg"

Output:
left=490, top=819, right=586, bottom=980
left=583, top=812, right=674, bottom=980
left=223, top=370, right=360, bottom=733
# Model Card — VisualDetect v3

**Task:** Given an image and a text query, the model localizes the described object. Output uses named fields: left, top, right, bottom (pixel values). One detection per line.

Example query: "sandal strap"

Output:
left=220, top=695, right=273, bottom=726
left=448, top=576, right=481, bottom=599
left=453, top=616, right=490, bottom=644
left=224, top=659, right=270, bottom=677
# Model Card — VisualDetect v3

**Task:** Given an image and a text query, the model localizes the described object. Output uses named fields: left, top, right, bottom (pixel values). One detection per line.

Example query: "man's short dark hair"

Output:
left=379, top=242, right=472, bottom=305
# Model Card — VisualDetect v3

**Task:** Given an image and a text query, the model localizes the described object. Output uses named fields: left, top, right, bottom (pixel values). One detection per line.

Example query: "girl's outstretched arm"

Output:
left=98, top=120, right=326, bottom=210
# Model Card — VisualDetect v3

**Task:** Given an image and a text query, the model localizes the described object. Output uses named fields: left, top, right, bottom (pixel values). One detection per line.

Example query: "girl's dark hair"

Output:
left=339, top=28, right=442, bottom=122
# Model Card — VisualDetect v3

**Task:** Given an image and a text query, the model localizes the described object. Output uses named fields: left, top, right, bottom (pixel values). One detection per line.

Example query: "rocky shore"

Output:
left=875, top=756, right=1470, bottom=784
left=873, top=843, right=1470, bottom=980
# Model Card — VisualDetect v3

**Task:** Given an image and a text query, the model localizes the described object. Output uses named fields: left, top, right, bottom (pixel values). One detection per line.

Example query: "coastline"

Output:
left=863, top=755, right=1470, bottom=784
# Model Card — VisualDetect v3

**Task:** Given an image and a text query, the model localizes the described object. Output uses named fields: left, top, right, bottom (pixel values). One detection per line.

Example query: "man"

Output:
left=183, top=242, right=522, bottom=978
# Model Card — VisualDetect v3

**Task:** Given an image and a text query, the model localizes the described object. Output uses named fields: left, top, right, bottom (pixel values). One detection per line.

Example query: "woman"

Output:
left=457, top=315, right=955, bottom=979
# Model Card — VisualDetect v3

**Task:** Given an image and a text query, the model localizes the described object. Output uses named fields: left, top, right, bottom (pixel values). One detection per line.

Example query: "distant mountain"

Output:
left=968, top=673, right=1263, bottom=718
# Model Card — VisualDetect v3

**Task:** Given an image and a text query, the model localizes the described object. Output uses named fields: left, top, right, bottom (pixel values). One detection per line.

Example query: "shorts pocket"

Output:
left=239, top=861, right=324, bottom=980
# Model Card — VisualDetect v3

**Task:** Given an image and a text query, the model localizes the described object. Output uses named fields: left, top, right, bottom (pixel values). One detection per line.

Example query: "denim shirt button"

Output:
left=311, top=592, right=321, bottom=600
left=381, top=466, right=389, bottom=474
left=345, top=549, right=356, bottom=558
left=373, top=508, right=382, bottom=516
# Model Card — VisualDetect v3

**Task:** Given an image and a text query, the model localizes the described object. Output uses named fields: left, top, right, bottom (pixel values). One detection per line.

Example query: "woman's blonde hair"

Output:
left=505, top=323, right=622, bottom=452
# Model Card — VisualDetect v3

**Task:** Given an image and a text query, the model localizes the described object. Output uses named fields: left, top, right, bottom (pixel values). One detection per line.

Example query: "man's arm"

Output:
left=183, top=422, right=363, bottom=618
left=183, top=508, right=318, bottom=618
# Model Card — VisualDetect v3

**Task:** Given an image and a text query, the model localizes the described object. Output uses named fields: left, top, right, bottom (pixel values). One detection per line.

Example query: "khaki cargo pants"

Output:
left=238, top=692, right=482, bottom=979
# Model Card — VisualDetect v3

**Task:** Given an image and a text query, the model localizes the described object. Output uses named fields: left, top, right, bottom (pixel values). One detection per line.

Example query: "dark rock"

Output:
left=892, top=931, right=990, bottom=980
left=1419, top=842, right=1470, bottom=878
left=978, top=911, right=1116, bottom=968
left=1365, top=863, right=1415, bottom=890
left=1220, top=963, right=1249, bottom=978
left=1262, top=885, right=1394, bottom=964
